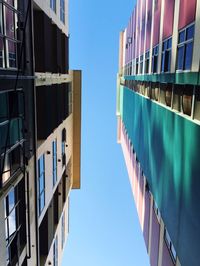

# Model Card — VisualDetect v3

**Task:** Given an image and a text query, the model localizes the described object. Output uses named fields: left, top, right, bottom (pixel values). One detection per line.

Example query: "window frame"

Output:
left=152, top=45, right=159, bottom=73
left=60, top=0, right=65, bottom=24
left=38, top=154, right=45, bottom=215
left=50, top=0, right=57, bottom=13
left=176, top=23, right=195, bottom=72
left=52, top=139, right=57, bottom=186
left=161, top=37, right=172, bottom=73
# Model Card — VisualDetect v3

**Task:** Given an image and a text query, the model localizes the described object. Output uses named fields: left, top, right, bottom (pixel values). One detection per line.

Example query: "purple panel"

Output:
left=132, top=8, right=136, bottom=59
left=162, top=241, right=174, bottom=266
left=143, top=190, right=150, bottom=249
left=140, top=0, right=146, bottom=55
left=150, top=211, right=160, bottom=266
left=146, top=0, right=152, bottom=51
left=163, top=0, right=175, bottom=39
left=179, top=0, right=197, bottom=30
left=153, top=0, right=161, bottom=46
left=136, top=0, right=141, bottom=58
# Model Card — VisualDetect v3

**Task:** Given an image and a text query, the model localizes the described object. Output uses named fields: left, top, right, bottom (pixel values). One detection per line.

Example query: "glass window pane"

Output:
left=39, top=174, right=44, bottom=193
left=5, top=7, right=15, bottom=39
left=8, top=188, right=15, bottom=213
left=0, top=37, right=5, bottom=68
left=8, top=208, right=16, bottom=237
left=186, top=25, right=194, bottom=40
left=163, top=40, right=167, bottom=51
left=39, top=191, right=45, bottom=213
left=185, top=42, right=193, bottom=70
left=0, top=4, right=3, bottom=34
left=9, top=118, right=19, bottom=146
left=39, top=155, right=44, bottom=174
left=167, top=38, right=172, bottom=49
left=161, top=53, right=165, bottom=72
left=179, top=30, right=185, bottom=43
left=7, top=40, right=17, bottom=68
left=177, top=46, right=184, bottom=70
left=0, top=92, right=8, bottom=122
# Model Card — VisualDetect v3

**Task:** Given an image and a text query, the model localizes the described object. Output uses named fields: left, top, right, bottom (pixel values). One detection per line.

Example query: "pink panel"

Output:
left=140, top=0, right=146, bottom=55
left=143, top=190, right=150, bottom=249
left=146, top=0, right=153, bottom=51
left=162, top=241, right=174, bottom=266
left=136, top=0, right=141, bottom=58
left=153, top=0, right=161, bottom=46
left=179, top=0, right=197, bottom=30
left=132, top=8, right=136, bottom=60
left=163, top=0, right=175, bottom=39
left=138, top=174, right=144, bottom=226
left=150, top=211, right=160, bottom=266
left=134, top=162, right=139, bottom=205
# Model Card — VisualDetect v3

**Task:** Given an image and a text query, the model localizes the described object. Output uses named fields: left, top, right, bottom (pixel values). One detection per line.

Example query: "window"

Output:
left=52, top=140, right=57, bottom=186
left=152, top=45, right=159, bottom=73
left=0, top=1, right=19, bottom=69
left=60, top=0, right=65, bottom=24
left=62, top=129, right=66, bottom=166
left=50, top=0, right=56, bottom=13
left=61, top=212, right=65, bottom=248
left=38, top=155, right=45, bottom=215
left=164, top=228, right=177, bottom=263
left=136, top=58, right=139, bottom=74
left=53, top=236, right=58, bottom=266
left=161, top=38, right=172, bottom=72
left=140, top=55, right=144, bottom=74
left=4, top=180, right=26, bottom=265
left=176, top=24, right=194, bottom=71
left=145, top=51, right=150, bottom=73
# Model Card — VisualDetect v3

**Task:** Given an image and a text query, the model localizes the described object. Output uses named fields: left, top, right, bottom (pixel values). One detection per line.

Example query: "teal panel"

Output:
left=124, top=72, right=199, bottom=85
left=121, top=86, right=200, bottom=266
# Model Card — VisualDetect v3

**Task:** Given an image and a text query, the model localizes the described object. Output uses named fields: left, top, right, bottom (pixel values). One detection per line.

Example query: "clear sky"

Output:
left=62, top=0, right=150, bottom=265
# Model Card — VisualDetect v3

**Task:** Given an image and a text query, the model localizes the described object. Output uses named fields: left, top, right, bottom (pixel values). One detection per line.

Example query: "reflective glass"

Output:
left=0, top=37, right=4, bottom=68
left=186, top=25, right=194, bottom=40
left=5, top=7, right=15, bottom=39
left=8, top=208, right=16, bottom=237
left=185, top=42, right=193, bottom=70
left=39, top=174, right=44, bottom=194
left=167, top=38, right=172, bottom=49
left=39, top=155, right=44, bottom=174
left=161, top=54, right=165, bottom=72
left=39, top=191, right=45, bottom=213
left=0, top=4, right=3, bottom=34
left=178, top=30, right=185, bottom=43
left=177, top=46, right=184, bottom=70
left=0, top=92, right=8, bottom=122
left=7, top=40, right=17, bottom=68
left=8, top=188, right=15, bottom=213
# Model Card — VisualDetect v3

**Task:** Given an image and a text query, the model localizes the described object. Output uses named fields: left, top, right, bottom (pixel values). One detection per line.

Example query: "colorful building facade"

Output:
left=117, top=0, right=200, bottom=266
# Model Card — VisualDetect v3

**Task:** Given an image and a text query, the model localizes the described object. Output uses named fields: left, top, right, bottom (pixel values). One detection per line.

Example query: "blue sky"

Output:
left=62, top=0, right=150, bottom=265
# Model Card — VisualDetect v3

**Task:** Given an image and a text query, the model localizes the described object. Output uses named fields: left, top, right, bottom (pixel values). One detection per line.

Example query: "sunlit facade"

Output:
left=117, top=0, right=200, bottom=266
left=0, top=0, right=81, bottom=265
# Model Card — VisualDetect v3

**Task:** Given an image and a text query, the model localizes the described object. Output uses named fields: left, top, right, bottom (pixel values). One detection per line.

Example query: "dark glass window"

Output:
left=61, top=213, right=65, bottom=249
left=4, top=180, right=26, bottom=265
left=60, top=0, right=65, bottom=24
left=152, top=45, right=159, bottom=73
left=136, top=58, right=139, bottom=74
left=164, top=228, right=177, bottom=263
left=38, top=155, right=45, bottom=215
left=50, top=0, right=56, bottom=13
left=145, top=51, right=150, bottom=73
left=0, top=2, right=19, bottom=69
left=176, top=24, right=194, bottom=71
left=161, top=38, right=172, bottom=72
left=52, top=140, right=57, bottom=186
left=53, top=236, right=58, bottom=266
left=140, top=55, right=144, bottom=74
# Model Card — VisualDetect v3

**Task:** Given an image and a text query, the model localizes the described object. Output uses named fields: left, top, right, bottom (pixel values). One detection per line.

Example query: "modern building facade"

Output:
left=117, top=1, right=200, bottom=266
left=0, top=0, right=81, bottom=265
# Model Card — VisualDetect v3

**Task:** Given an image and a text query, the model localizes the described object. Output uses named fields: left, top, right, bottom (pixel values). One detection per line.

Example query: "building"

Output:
left=117, top=0, right=200, bottom=266
left=0, top=0, right=81, bottom=265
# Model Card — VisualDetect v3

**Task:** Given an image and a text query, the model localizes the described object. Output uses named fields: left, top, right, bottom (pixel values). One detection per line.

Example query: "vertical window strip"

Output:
left=176, top=24, right=194, bottom=71
left=38, top=155, right=45, bottom=215
left=53, top=140, right=57, bottom=186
